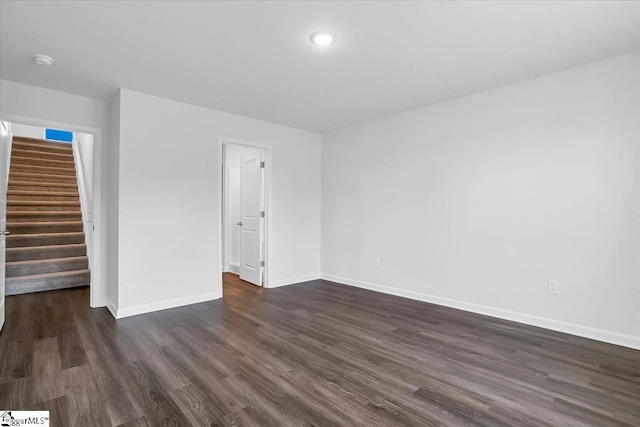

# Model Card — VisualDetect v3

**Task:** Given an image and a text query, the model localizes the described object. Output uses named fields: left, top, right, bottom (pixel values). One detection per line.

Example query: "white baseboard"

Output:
left=0, top=298, right=5, bottom=332
left=115, top=292, right=221, bottom=319
left=106, top=300, right=118, bottom=319
left=321, top=273, right=640, bottom=351
left=228, top=264, right=240, bottom=274
left=269, top=274, right=321, bottom=289
left=91, top=298, right=107, bottom=309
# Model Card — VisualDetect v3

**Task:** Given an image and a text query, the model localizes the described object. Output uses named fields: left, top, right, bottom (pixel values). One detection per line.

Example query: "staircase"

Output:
left=5, top=136, right=90, bottom=295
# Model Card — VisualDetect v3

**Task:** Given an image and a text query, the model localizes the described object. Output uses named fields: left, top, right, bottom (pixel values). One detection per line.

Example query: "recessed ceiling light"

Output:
left=310, top=31, right=336, bottom=46
left=33, top=54, right=54, bottom=66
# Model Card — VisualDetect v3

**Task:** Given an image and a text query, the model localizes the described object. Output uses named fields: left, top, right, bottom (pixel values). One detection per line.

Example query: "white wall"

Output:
left=321, top=52, right=640, bottom=348
left=0, top=80, right=108, bottom=129
left=10, top=123, right=43, bottom=139
left=116, top=89, right=321, bottom=316
left=0, top=80, right=112, bottom=308
left=74, top=132, right=94, bottom=272
left=106, top=92, right=120, bottom=312
left=76, top=133, right=94, bottom=207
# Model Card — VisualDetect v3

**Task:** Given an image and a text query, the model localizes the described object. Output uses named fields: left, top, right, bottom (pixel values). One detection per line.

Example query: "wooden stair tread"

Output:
left=8, top=180, right=77, bottom=188
left=7, top=210, right=80, bottom=216
left=7, top=232, right=85, bottom=248
left=7, top=243, right=86, bottom=251
left=7, top=221, right=83, bottom=226
left=8, top=200, right=80, bottom=206
left=10, top=164, right=76, bottom=175
left=8, top=185, right=78, bottom=194
left=9, top=171, right=78, bottom=181
left=6, top=269, right=90, bottom=284
left=7, top=231, right=84, bottom=242
left=6, top=256, right=88, bottom=267
left=10, top=143, right=73, bottom=156
left=7, top=189, right=80, bottom=202
left=11, top=157, right=75, bottom=167
left=9, top=145, right=73, bottom=157
left=6, top=243, right=87, bottom=262
left=8, top=190, right=78, bottom=196
left=6, top=206, right=81, bottom=212
left=11, top=147, right=74, bottom=160
left=7, top=211, right=83, bottom=217
left=6, top=222, right=84, bottom=234
left=5, top=269, right=90, bottom=296
left=6, top=215, right=83, bottom=223
left=10, top=168, right=76, bottom=175
left=10, top=155, right=76, bottom=166
left=12, top=136, right=74, bottom=149
left=8, top=231, right=84, bottom=238
left=6, top=256, right=89, bottom=278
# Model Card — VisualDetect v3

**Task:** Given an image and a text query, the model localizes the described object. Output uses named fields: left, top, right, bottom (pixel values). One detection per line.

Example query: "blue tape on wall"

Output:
left=45, top=128, right=73, bottom=142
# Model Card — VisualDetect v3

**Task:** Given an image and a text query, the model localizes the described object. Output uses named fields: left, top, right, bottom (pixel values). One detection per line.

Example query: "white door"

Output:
left=239, top=150, right=263, bottom=286
left=0, top=121, right=12, bottom=331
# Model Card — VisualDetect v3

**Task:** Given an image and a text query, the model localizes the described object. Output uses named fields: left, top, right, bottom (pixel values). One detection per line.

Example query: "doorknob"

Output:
left=236, top=221, right=243, bottom=226
left=0, top=230, right=9, bottom=236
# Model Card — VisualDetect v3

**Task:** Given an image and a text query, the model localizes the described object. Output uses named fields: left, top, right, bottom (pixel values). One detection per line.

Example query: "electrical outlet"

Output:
left=373, top=257, right=380, bottom=268
left=548, top=280, right=560, bottom=295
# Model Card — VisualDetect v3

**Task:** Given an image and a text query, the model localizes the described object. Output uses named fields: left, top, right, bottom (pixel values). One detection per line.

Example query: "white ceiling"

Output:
left=1, top=1, right=639, bottom=133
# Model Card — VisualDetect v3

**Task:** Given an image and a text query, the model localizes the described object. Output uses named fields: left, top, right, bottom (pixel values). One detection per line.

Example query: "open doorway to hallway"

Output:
left=221, top=140, right=269, bottom=289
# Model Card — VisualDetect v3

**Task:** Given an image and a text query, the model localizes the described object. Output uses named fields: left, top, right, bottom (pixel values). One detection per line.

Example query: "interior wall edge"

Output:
left=106, top=300, right=118, bottom=319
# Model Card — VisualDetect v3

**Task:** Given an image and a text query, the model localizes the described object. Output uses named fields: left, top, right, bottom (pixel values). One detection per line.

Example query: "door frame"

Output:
left=0, top=120, right=11, bottom=332
left=0, top=113, right=104, bottom=308
left=217, top=137, right=272, bottom=295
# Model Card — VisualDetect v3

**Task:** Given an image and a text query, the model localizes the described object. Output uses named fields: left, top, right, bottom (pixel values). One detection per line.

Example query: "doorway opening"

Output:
left=0, top=115, right=103, bottom=309
left=219, top=138, right=271, bottom=294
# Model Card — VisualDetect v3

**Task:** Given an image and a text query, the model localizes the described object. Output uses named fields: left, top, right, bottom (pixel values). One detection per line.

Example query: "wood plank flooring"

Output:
left=1, top=273, right=639, bottom=426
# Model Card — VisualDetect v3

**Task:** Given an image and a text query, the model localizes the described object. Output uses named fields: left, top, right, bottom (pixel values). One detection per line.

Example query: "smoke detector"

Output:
left=33, top=54, right=55, bottom=66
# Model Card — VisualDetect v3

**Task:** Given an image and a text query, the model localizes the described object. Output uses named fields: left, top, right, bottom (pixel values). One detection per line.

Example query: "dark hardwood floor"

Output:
left=1, top=273, right=639, bottom=426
